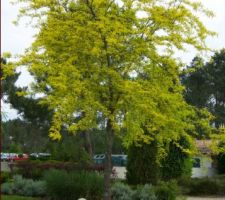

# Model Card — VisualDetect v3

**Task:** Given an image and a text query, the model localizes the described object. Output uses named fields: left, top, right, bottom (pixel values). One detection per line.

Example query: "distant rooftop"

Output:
left=196, top=140, right=212, bottom=155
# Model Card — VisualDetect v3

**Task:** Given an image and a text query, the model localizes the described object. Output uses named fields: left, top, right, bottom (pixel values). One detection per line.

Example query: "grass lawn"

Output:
left=1, top=195, right=41, bottom=200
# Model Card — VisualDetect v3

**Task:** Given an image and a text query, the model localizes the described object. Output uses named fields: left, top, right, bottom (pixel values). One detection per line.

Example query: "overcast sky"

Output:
left=1, top=0, right=225, bottom=120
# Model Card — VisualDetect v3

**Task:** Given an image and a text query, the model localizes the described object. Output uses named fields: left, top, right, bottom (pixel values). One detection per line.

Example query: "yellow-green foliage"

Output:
left=12, top=0, right=214, bottom=149
left=1, top=52, right=15, bottom=79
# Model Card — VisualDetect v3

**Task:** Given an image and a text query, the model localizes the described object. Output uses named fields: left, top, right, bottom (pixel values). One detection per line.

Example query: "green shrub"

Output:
left=1, top=182, right=14, bottom=195
left=217, top=178, right=225, bottom=195
left=188, top=178, right=220, bottom=195
left=12, top=161, right=43, bottom=180
left=112, top=182, right=180, bottom=200
left=1, top=175, right=46, bottom=197
left=13, top=160, right=103, bottom=180
left=155, top=181, right=179, bottom=200
left=133, top=184, right=157, bottom=200
left=85, top=171, right=104, bottom=198
left=214, top=174, right=225, bottom=180
left=44, top=169, right=103, bottom=200
left=111, top=182, right=134, bottom=200
left=179, top=176, right=225, bottom=196
left=1, top=171, right=11, bottom=184
left=13, top=175, right=28, bottom=195
left=23, top=180, right=47, bottom=197
left=177, top=176, right=192, bottom=194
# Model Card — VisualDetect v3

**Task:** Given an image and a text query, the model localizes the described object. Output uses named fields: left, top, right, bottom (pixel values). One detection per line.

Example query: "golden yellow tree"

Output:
left=13, top=0, right=214, bottom=199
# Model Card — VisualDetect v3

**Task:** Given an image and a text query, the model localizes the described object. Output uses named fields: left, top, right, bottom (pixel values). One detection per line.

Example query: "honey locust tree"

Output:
left=13, top=0, right=214, bottom=199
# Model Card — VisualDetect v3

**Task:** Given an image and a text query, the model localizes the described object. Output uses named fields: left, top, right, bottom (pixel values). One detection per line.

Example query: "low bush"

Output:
left=214, top=174, right=225, bottom=180
left=1, top=182, right=14, bottom=195
left=155, top=181, right=180, bottom=200
left=133, top=184, right=157, bottom=200
left=111, top=182, right=134, bottom=200
left=187, top=177, right=225, bottom=196
left=111, top=181, right=180, bottom=200
left=9, top=161, right=43, bottom=180
left=44, top=169, right=103, bottom=200
left=177, top=176, right=192, bottom=194
left=1, top=171, right=11, bottom=184
left=23, top=179, right=46, bottom=197
left=1, top=175, right=46, bottom=197
left=188, top=178, right=219, bottom=195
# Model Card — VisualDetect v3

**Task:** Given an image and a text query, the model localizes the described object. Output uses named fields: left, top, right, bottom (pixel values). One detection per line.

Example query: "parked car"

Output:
left=0, top=153, right=25, bottom=162
left=8, top=153, right=18, bottom=161
left=30, top=153, right=51, bottom=160
left=11, top=154, right=29, bottom=161
left=30, top=153, right=39, bottom=159
left=0, top=153, right=9, bottom=161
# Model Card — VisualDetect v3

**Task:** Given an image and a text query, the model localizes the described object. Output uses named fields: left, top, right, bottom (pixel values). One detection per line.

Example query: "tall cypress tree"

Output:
left=127, top=141, right=159, bottom=185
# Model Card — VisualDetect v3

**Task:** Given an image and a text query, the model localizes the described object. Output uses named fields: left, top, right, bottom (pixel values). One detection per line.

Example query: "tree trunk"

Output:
left=83, top=131, right=93, bottom=158
left=104, top=119, right=114, bottom=200
left=79, top=111, right=93, bottom=159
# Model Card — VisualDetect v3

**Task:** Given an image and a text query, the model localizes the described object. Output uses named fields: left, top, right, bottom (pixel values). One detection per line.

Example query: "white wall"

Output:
left=112, top=166, right=127, bottom=179
left=192, top=156, right=217, bottom=178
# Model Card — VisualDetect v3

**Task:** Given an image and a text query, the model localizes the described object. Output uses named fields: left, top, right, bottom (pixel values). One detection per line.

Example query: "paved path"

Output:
left=187, top=197, right=225, bottom=200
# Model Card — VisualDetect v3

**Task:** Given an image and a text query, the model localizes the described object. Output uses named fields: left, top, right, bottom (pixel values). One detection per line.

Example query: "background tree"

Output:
left=182, top=49, right=225, bottom=129
left=181, top=56, right=210, bottom=109
left=48, top=132, right=91, bottom=163
left=182, top=49, right=225, bottom=173
left=13, top=0, right=214, bottom=199
left=1, top=68, right=95, bottom=158
left=1, top=56, right=12, bottom=120
left=2, top=58, right=123, bottom=156
left=2, top=119, right=53, bottom=153
left=205, top=49, right=225, bottom=128
left=1, top=57, right=52, bottom=153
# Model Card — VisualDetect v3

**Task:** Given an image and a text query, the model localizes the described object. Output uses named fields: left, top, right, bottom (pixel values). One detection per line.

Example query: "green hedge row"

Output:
left=44, top=169, right=104, bottom=200
left=9, top=160, right=104, bottom=180
left=179, top=176, right=225, bottom=196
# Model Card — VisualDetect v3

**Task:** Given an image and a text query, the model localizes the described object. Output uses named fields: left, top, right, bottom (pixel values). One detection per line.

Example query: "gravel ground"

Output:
left=187, top=197, right=225, bottom=200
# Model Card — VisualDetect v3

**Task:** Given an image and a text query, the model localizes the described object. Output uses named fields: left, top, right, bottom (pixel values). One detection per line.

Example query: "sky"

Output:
left=1, top=0, right=225, bottom=120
